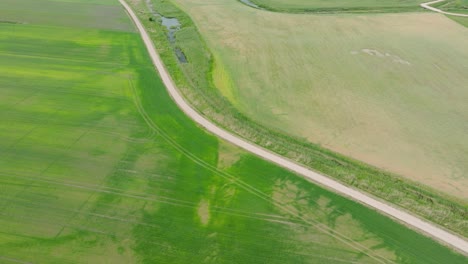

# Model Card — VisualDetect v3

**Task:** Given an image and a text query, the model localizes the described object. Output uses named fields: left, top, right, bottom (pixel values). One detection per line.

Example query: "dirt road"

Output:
left=119, top=0, right=468, bottom=255
left=421, top=0, right=468, bottom=17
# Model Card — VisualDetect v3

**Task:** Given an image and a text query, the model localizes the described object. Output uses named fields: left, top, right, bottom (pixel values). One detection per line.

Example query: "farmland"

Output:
left=172, top=0, right=468, bottom=202
left=0, top=0, right=133, bottom=31
left=131, top=0, right=468, bottom=240
left=0, top=0, right=467, bottom=263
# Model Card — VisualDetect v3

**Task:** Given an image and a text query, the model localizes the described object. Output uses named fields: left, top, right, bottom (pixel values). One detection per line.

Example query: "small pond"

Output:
left=146, top=0, right=187, bottom=63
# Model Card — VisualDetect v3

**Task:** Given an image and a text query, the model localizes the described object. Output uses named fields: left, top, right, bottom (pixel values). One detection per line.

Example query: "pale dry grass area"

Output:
left=217, top=141, right=243, bottom=169
left=174, top=0, right=468, bottom=199
left=271, top=179, right=398, bottom=263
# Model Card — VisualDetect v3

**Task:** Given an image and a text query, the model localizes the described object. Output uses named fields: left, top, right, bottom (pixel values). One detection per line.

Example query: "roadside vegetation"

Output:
left=244, top=0, right=425, bottom=13
left=448, top=15, right=468, bottom=26
left=2, top=0, right=466, bottom=262
left=245, top=0, right=468, bottom=14
left=0, top=0, right=134, bottom=31
left=434, top=0, right=468, bottom=14
left=127, top=0, right=468, bottom=239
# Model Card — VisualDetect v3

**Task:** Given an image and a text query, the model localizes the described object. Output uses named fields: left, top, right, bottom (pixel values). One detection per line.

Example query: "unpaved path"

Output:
left=421, top=0, right=468, bottom=17
left=119, top=0, right=468, bottom=255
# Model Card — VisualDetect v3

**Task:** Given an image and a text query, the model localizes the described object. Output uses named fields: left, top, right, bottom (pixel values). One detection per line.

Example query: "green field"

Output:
left=141, top=0, right=468, bottom=237
left=245, top=0, right=468, bottom=14
left=0, top=0, right=467, bottom=263
left=435, top=0, right=468, bottom=14
left=448, top=15, right=468, bottom=26
left=173, top=0, right=468, bottom=201
left=246, top=0, right=424, bottom=12
left=0, top=0, right=133, bottom=31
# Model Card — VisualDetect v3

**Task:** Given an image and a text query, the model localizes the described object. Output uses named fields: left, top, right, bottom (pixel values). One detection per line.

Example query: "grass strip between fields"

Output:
left=242, top=0, right=467, bottom=14
left=241, top=0, right=425, bottom=13
left=127, top=0, right=468, bottom=238
left=433, top=0, right=468, bottom=14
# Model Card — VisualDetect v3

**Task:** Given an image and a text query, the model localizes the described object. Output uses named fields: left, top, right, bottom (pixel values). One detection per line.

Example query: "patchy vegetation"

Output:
left=1, top=0, right=466, bottom=263
left=245, top=0, right=424, bottom=13
left=434, top=0, right=468, bottom=14
left=134, top=0, right=468, bottom=237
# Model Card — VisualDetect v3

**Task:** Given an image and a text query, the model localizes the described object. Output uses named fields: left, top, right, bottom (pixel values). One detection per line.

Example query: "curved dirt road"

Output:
left=119, top=0, right=468, bottom=255
left=421, top=0, right=468, bottom=17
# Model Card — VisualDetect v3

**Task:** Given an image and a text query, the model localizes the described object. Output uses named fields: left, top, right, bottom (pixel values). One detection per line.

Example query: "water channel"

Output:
left=239, top=0, right=264, bottom=9
left=146, top=0, right=187, bottom=63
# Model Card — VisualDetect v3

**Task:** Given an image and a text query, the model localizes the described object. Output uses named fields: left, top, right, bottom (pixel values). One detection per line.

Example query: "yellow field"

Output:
left=173, top=0, right=468, bottom=199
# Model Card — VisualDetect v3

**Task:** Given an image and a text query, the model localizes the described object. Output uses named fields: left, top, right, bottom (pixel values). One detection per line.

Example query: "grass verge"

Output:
left=242, top=0, right=425, bottom=13
left=448, top=15, right=468, bottom=26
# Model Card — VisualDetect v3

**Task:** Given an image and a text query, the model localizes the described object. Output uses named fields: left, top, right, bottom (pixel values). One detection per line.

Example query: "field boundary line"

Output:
left=119, top=0, right=468, bottom=255
left=421, top=0, right=468, bottom=17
